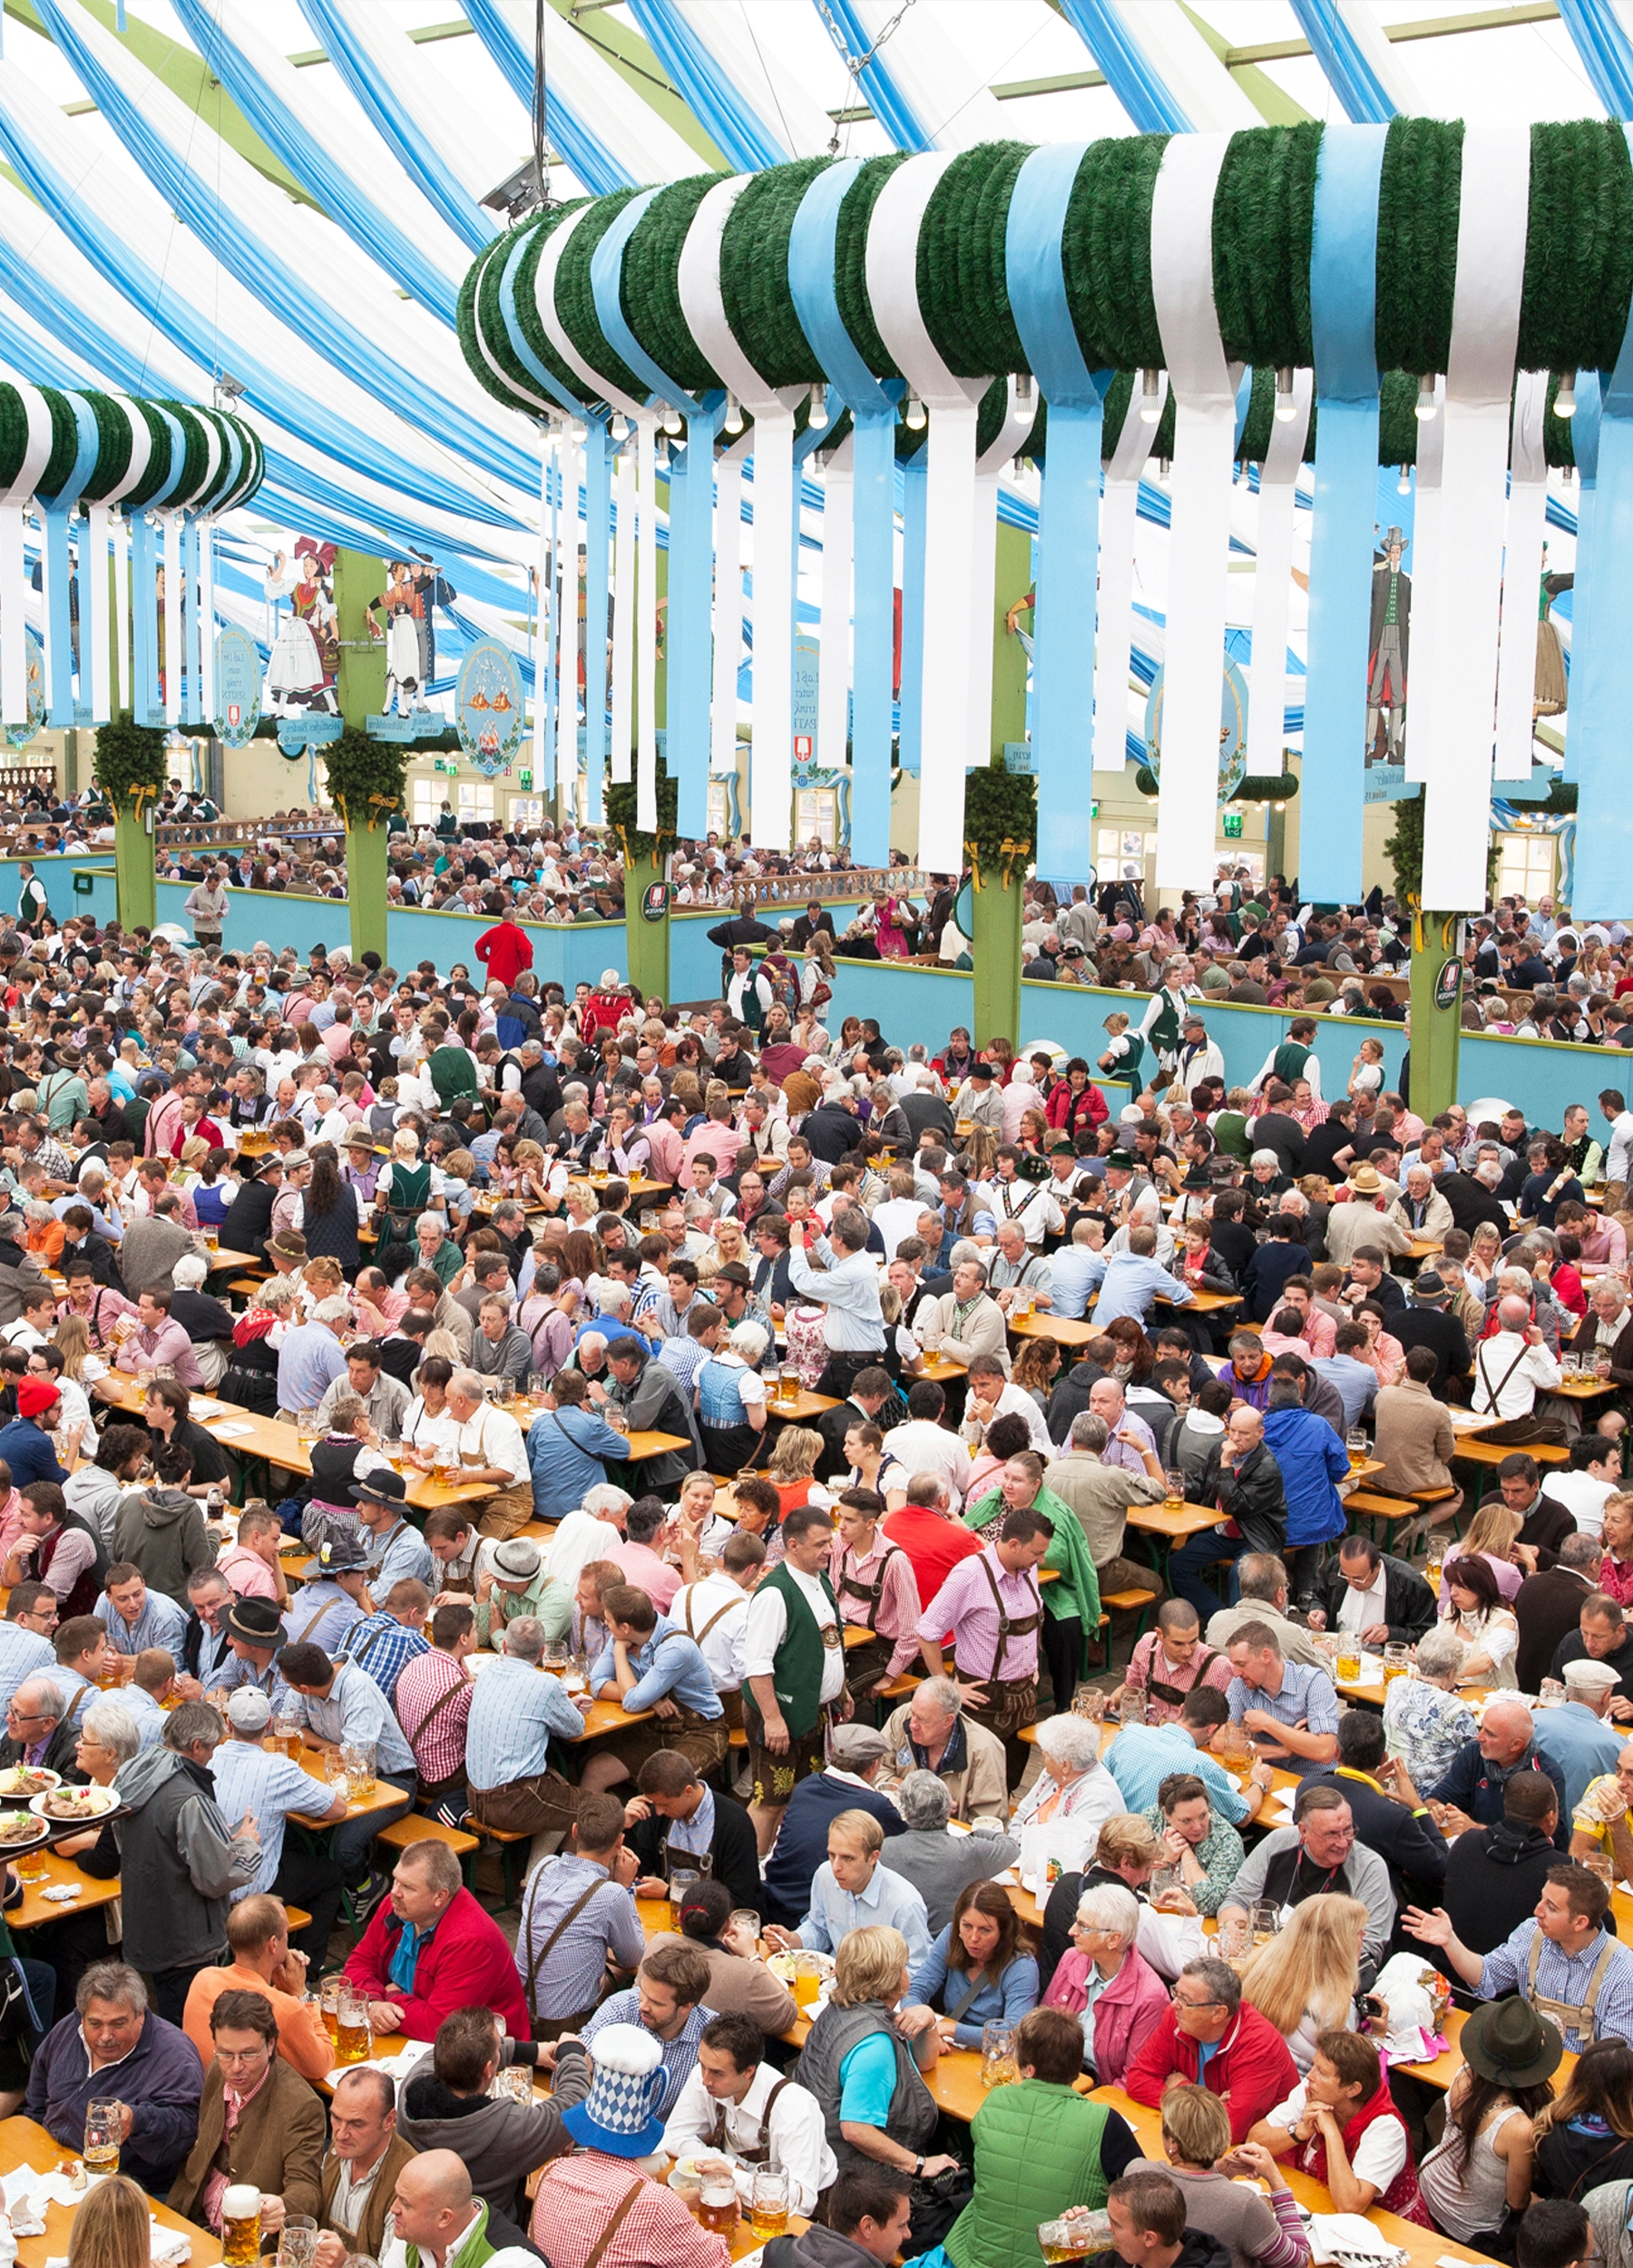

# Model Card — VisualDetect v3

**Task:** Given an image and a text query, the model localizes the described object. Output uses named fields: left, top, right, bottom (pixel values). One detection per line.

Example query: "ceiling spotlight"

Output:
left=905, top=393, right=926, bottom=432
left=212, top=372, right=246, bottom=408
left=660, top=405, right=682, bottom=436
left=1139, top=367, right=1162, bottom=425
left=808, top=383, right=828, bottom=431
left=723, top=391, right=743, bottom=437
left=1156, top=456, right=1170, bottom=482
left=1397, top=464, right=1411, bottom=495
left=1415, top=374, right=1438, bottom=423
left=481, top=157, right=548, bottom=221
left=1274, top=366, right=1297, bottom=422
left=1556, top=369, right=1578, bottom=420
left=611, top=411, right=629, bottom=442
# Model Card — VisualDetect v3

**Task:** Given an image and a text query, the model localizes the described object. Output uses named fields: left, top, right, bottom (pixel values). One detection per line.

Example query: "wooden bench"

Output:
left=1345, top=1490, right=1423, bottom=1544
left=379, top=1811, right=481, bottom=1892
left=1094, top=1585, right=1161, bottom=1667
left=467, top=1819, right=532, bottom=1910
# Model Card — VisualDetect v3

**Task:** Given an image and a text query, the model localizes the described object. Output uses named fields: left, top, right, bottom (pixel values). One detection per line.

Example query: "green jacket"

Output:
left=944, top=2080, right=1112, bottom=2268
left=963, top=1484, right=1101, bottom=1669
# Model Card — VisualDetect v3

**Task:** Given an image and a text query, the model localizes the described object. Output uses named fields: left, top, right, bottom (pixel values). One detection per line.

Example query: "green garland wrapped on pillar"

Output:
left=607, top=755, right=679, bottom=1005
left=324, top=729, right=406, bottom=966
left=92, top=710, right=165, bottom=932
left=964, top=761, right=1036, bottom=1053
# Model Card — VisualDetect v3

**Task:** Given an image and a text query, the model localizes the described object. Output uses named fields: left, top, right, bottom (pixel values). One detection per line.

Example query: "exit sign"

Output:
left=1222, top=811, right=1244, bottom=839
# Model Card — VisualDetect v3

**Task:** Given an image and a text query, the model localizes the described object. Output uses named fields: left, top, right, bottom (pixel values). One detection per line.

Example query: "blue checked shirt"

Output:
left=210, top=1736, right=335, bottom=1898
left=1091, top=1254, right=1194, bottom=1327
left=299, top=1658, right=415, bottom=1778
left=516, top=1854, right=646, bottom=2024
left=278, top=1581, right=364, bottom=1658
left=1479, top=1919, right=1633, bottom=2053
left=582, top=1990, right=713, bottom=2118
left=94, top=1589, right=188, bottom=1657
left=587, top=1619, right=723, bottom=1720
left=464, top=1656, right=587, bottom=1791
left=0, top=1624, right=53, bottom=1714
left=1106, top=1720, right=1251, bottom=1825
left=797, top=1859, right=933, bottom=1966
left=1227, top=1660, right=1341, bottom=1751
left=337, top=1611, right=430, bottom=1706
left=363, top=1519, right=435, bottom=1594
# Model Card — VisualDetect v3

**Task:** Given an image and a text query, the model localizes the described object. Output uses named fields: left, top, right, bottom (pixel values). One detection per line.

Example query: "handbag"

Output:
left=907, top=2162, right=974, bottom=2253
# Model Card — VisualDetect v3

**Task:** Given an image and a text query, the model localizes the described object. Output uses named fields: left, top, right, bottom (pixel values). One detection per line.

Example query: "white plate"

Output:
left=0, top=1767, right=58, bottom=1798
left=29, top=1785, right=117, bottom=1822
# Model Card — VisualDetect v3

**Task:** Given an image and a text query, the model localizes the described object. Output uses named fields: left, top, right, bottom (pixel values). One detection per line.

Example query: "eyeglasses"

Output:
left=1169, top=1989, right=1223, bottom=2009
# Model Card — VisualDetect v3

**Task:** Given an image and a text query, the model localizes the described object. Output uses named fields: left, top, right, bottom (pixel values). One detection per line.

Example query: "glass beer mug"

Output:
left=334, top=1983, right=372, bottom=2066
left=83, top=2097, right=121, bottom=2175
left=749, top=2168, right=791, bottom=2242
left=222, top=2187, right=264, bottom=2268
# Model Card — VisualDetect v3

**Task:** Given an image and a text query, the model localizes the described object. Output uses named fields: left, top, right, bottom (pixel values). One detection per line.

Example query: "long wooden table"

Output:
left=0, top=2114, right=222, bottom=2266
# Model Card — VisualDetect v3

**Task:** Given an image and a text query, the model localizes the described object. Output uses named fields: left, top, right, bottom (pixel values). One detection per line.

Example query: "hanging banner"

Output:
left=455, top=637, right=526, bottom=775
left=3, top=624, right=44, bottom=748
left=212, top=626, right=262, bottom=748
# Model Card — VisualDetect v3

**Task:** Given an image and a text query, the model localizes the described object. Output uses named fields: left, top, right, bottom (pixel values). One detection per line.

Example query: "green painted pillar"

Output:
left=623, top=848, right=670, bottom=1002
left=972, top=870, right=1025, bottom=1051
left=113, top=802, right=155, bottom=931
left=990, top=522, right=1031, bottom=759
left=333, top=548, right=390, bottom=963
left=1408, top=907, right=1462, bottom=1119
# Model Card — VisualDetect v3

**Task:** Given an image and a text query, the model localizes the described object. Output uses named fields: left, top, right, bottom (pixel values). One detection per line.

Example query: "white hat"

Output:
left=1563, top=1659, right=1621, bottom=1692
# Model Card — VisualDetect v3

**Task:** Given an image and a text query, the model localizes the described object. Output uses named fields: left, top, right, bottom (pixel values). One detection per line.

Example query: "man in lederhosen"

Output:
left=827, top=1490, right=923, bottom=1709
left=914, top=1506, right=1053, bottom=1790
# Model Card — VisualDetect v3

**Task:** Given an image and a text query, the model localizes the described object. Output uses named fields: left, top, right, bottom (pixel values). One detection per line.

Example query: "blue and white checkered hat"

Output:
left=562, top=2023, right=666, bottom=2156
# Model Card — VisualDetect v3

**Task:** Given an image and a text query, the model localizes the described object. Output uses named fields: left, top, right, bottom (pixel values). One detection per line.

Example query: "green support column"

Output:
left=333, top=548, right=390, bottom=964
left=623, top=848, right=670, bottom=1002
left=113, top=803, right=156, bottom=931
left=990, top=522, right=1030, bottom=758
left=1407, top=907, right=1462, bottom=1119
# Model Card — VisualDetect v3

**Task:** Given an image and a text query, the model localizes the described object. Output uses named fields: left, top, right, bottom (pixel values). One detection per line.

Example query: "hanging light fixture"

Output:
left=1156, top=456, right=1170, bottom=482
left=1415, top=374, right=1438, bottom=422
left=611, top=411, right=629, bottom=442
left=1274, top=366, right=1297, bottom=422
left=1016, top=373, right=1034, bottom=409
left=722, top=391, right=743, bottom=437
left=661, top=404, right=682, bottom=436
left=1556, top=369, right=1579, bottom=419
left=808, top=383, right=828, bottom=430
left=905, top=393, right=926, bottom=431
left=1139, top=368, right=1162, bottom=425
left=1397, top=464, right=1412, bottom=495
left=655, top=434, right=670, bottom=469
left=568, top=418, right=586, bottom=445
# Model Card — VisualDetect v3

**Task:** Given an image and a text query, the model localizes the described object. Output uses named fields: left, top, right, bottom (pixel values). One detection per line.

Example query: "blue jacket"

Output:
left=761, top=1769, right=906, bottom=1927
left=526, top=1404, right=630, bottom=1520
left=0, top=1416, right=67, bottom=1490
left=1261, top=1403, right=1349, bottom=1548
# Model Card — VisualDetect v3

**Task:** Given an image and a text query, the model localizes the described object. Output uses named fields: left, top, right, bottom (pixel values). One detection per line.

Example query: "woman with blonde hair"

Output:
left=795, top=1922, right=950, bottom=2180
left=1450, top=1501, right=1526, bottom=1601
left=1467, top=1220, right=1504, bottom=1286
left=68, top=2174, right=152, bottom=2268
left=1237, top=1894, right=1368, bottom=2073
left=767, top=1424, right=826, bottom=1513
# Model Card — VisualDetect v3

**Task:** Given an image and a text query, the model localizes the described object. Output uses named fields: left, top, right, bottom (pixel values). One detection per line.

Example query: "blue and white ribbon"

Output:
left=1149, top=131, right=1242, bottom=892
left=1420, top=125, right=1530, bottom=911
left=1006, top=141, right=1112, bottom=884
left=1492, top=368, right=1550, bottom=785
left=711, top=426, right=751, bottom=783
left=1247, top=369, right=1310, bottom=777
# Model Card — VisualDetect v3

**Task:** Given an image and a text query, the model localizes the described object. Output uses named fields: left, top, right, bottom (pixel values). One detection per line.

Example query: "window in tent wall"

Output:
left=510, top=796, right=545, bottom=829
left=456, top=783, right=495, bottom=826
left=794, top=787, right=839, bottom=849
left=1098, top=825, right=1159, bottom=886
left=410, top=778, right=445, bottom=827
left=1494, top=830, right=1557, bottom=903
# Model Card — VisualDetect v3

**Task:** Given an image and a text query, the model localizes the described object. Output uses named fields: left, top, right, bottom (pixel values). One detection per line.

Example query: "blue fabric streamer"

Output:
left=583, top=421, right=612, bottom=823
left=496, top=230, right=588, bottom=421
left=898, top=448, right=927, bottom=777
left=1286, top=0, right=1402, bottom=122
left=787, top=157, right=902, bottom=865
left=1005, top=141, right=1110, bottom=888
left=1555, top=0, right=1633, bottom=117
left=1303, top=122, right=1387, bottom=904
left=31, top=0, right=537, bottom=495
left=625, top=0, right=787, bottom=171
left=293, top=0, right=495, bottom=255
left=815, top=0, right=930, bottom=152
left=1564, top=299, right=1630, bottom=904
left=460, top=0, right=636, bottom=200
left=1054, top=0, right=1191, bottom=132
left=164, top=0, right=463, bottom=324
left=186, top=514, right=203, bottom=725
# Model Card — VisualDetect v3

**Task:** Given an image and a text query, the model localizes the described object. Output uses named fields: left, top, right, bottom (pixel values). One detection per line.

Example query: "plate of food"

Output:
left=30, top=1785, right=118, bottom=1822
left=0, top=1809, right=48, bottom=1852
left=0, top=1766, right=59, bottom=1799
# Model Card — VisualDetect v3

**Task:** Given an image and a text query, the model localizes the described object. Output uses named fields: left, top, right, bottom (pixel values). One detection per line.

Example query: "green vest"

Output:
left=1145, top=989, right=1182, bottom=1060
left=744, top=1559, right=840, bottom=1739
left=1272, top=1039, right=1313, bottom=1086
left=945, top=2081, right=1111, bottom=2268
left=407, top=2197, right=502, bottom=2268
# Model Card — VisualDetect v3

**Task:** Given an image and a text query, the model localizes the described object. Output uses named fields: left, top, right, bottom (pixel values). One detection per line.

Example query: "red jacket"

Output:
left=475, top=920, right=533, bottom=989
left=1123, top=2002, right=1298, bottom=2143
left=345, top=1885, right=529, bottom=2042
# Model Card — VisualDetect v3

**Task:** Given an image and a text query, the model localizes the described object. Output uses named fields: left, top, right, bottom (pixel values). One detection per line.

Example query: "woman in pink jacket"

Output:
left=1043, top=1879, right=1169, bottom=2087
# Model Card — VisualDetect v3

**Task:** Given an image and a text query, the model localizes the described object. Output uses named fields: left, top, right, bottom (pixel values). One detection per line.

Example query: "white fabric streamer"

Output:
left=636, top=414, right=658, bottom=830
left=533, top=209, right=646, bottom=423
left=611, top=435, right=636, bottom=786
left=533, top=439, right=551, bottom=794
left=969, top=379, right=1035, bottom=770
left=1149, top=132, right=1243, bottom=892
left=1095, top=374, right=1166, bottom=774
left=112, top=512, right=131, bottom=716
left=0, top=502, right=25, bottom=728
left=865, top=152, right=992, bottom=871
left=1403, top=377, right=1444, bottom=784
left=555, top=426, right=582, bottom=795
left=678, top=172, right=804, bottom=851
left=1247, top=372, right=1311, bottom=776
left=1492, top=367, right=1550, bottom=785
left=162, top=513, right=181, bottom=728
left=816, top=431, right=854, bottom=776
left=712, top=429, right=750, bottom=777
left=1421, top=125, right=1530, bottom=910
left=197, top=516, right=215, bottom=727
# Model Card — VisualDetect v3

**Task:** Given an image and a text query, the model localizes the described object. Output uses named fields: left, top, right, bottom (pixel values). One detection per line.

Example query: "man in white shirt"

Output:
left=870, top=1170, right=927, bottom=1263
left=1472, top=1297, right=1564, bottom=1422
left=1601, top=1090, right=1633, bottom=1203
left=669, top=1530, right=761, bottom=1725
left=741, top=1505, right=848, bottom=1850
left=543, top=1485, right=631, bottom=1589
left=884, top=1384, right=975, bottom=1510
left=661, top=2012, right=836, bottom=2216
left=984, top=1150, right=1064, bottom=1249
left=1542, top=1435, right=1626, bottom=1540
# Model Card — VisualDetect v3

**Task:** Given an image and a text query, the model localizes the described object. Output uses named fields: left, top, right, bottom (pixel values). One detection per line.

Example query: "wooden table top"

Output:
left=1125, top=1499, right=1229, bottom=1544
left=3, top=1843, right=122, bottom=1932
left=1452, top=1432, right=1572, bottom=1468
left=1010, top=1314, right=1096, bottom=1348
left=287, top=1735, right=421, bottom=1831
left=0, top=2114, right=222, bottom=2266
left=761, top=1388, right=843, bottom=1422
left=1550, top=1374, right=1621, bottom=1401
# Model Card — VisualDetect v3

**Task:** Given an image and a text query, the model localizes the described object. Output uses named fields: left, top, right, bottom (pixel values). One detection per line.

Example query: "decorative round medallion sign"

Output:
left=1144, top=656, right=1249, bottom=803
left=456, top=638, right=525, bottom=777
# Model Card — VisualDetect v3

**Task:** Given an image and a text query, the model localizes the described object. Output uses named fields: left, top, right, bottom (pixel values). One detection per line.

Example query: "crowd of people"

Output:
left=3, top=832, right=1633, bottom=2268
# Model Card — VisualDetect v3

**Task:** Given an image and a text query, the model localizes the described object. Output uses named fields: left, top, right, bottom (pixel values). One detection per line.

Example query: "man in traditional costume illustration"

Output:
left=1367, top=527, right=1411, bottom=764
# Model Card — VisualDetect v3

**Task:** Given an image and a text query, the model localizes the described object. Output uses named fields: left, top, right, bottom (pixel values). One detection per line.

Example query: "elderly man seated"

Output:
left=880, top=1770, right=1022, bottom=1935
left=877, top=1676, right=1009, bottom=1824
left=1473, top=1296, right=1564, bottom=1421
left=1217, top=1784, right=1394, bottom=1987
left=1388, top=1164, right=1454, bottom=1245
